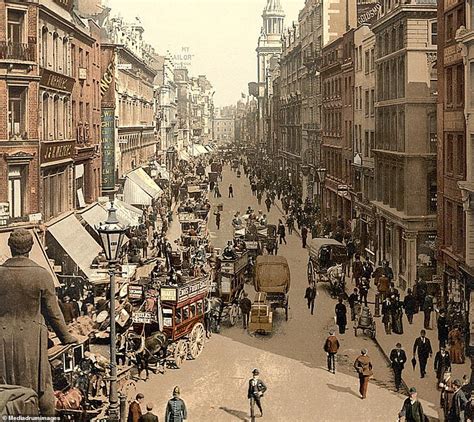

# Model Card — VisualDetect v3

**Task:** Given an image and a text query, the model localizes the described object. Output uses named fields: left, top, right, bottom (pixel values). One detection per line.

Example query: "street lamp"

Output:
left=96, top=203, right=127, bottom=421
left=316, top=168, right=327, bottom=218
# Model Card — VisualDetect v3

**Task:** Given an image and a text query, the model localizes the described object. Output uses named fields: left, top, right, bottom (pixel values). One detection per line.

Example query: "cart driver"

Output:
left=223, top=241, right=237, bottom=260
left=232, top=212, right=242, bottom=228
left=319, top=246, right=331, bottom=269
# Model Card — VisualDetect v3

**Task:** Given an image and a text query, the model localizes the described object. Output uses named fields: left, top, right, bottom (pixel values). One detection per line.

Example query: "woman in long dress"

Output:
left=448, top=327, right=465, bottom=364
left=391, top=299, right=404, bottom=335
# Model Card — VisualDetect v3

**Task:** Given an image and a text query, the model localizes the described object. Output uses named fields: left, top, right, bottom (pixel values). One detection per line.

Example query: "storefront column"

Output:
left=392, top=226, right=400, bottom=287
left=404, top=231, right=417, bottom=289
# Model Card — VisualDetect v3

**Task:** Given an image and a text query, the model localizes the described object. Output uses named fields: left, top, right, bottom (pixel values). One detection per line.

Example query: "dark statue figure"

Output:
left=0, top=229, right=78, bottom=415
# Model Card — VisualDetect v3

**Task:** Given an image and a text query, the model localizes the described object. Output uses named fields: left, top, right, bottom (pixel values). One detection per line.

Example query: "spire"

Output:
left=264, top=0, right=284, bottom=15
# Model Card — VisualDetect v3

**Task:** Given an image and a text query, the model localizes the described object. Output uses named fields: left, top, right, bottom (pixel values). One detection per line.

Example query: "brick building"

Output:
left=0, top=1, right=40, bottom=222
left=372, top=0, right=437, bottom=288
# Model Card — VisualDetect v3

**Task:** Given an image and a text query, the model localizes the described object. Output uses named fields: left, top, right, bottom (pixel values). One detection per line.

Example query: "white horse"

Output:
left=327, top=264, right=345, bottom=297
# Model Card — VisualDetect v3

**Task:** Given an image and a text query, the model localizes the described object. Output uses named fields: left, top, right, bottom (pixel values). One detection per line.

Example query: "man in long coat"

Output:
left=0, top=229, right=78, bottom=415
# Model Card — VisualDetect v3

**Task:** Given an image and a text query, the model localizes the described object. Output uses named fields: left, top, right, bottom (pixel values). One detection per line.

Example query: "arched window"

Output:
left=63, top=38, right=68, bottom=74
left=53, top=32, right=59, bottom=71
left=42, top=93, right=49, bottom=139
left=53, top=95, right=59, bottom=139
left=41, top=27, right=48, bottom=68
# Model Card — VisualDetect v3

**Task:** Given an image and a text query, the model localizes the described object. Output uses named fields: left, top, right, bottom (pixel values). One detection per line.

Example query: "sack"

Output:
left=54, top=387, right=83, bottom=410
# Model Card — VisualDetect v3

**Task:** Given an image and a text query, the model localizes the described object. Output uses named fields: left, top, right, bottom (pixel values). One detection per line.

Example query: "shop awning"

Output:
left=178, top=150, right=191, bottom=161
left=0, top=228, right=60, bottom=287
left=189, top=145, right=208, bottom=157
left=156, top=165, right=170, bottom=180
left=47, top=214, right=102, bottom=279
left=123, top=168, right=163, bottom=206
left=80, top=200, right=142, bottom=231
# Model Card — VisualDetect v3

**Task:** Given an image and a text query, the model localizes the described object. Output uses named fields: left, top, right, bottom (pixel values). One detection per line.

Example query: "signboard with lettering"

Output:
left=132, top=311, right=155, bottom=324
left=41, top=141, right=74, bottom=164
left=357, top=1, right=381, bottom=27
left=160, top=287, right=178, bottom=302
left=40, top=68, right=75, bottom=93
left=100, top=60, right=115, bottom=97
left=101, top=108, right=115, bottom=190
left=444, top=44, right=462, bottom=66
left=128, top=284, right=144, bottom=300
left=161, top=278, right=208, bottom=303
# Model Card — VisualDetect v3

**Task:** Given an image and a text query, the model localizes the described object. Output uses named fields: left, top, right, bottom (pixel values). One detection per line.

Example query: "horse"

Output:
left=124, top=330, right=169, bottom=380
left=327, top=264, right=346, bottom=299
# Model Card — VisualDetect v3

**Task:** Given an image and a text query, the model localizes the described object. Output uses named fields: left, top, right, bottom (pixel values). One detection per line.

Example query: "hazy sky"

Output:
left=108, top=0, right=303, bottom=106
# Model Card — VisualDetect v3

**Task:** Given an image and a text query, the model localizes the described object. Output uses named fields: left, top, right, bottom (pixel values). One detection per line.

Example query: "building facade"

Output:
left=353, top=23, right=377, bottom=259
left=372, top=0, right=438, bottom=289
left=214, top=116, right=235, bottom=144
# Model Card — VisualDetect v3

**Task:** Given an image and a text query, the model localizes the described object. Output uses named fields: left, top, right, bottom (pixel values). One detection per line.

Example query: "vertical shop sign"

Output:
left=101, top=108, right=115, bottom=190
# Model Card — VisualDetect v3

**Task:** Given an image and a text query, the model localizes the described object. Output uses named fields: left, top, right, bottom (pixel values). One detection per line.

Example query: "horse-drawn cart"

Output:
left=353, top=306, right=376, bottom=339
left=254, top=256, right=290, bottom=321
left=307, top=238, right=347, bottom=298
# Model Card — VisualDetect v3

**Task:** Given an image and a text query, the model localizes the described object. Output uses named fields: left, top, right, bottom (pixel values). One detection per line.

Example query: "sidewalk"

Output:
left=362, top=285, right=471, bottom=419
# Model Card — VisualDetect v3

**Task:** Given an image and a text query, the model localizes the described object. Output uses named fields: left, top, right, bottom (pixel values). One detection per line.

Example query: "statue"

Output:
left=0, top=229, right=78, bottom=415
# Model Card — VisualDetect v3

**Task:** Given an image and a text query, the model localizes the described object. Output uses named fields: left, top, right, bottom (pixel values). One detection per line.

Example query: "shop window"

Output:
left=43, top=166, right=70, bottom=220
left=8, top=166, right=25, bottom=218
left=8, top=86, right=27, bottom=139
left=7, top=9, right=25, bottom=44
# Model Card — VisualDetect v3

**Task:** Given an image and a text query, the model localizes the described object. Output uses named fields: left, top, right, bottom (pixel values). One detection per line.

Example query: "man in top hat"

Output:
left=434, top=345, right=451, bottom=384
left=165, top=386, right=187, bottom=422
left=390, top=343, right=407, bottom=392
left=398, top=387, right=425, bottom=422
left=248, top=368, right=267, bottom=418
left=413, top=330, right=432, bottom=378
left=0, top=229, right=78, bottom=415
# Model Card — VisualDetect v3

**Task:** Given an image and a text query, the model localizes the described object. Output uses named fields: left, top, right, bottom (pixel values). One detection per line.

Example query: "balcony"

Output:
left=0, top=41, right=36, bottom=62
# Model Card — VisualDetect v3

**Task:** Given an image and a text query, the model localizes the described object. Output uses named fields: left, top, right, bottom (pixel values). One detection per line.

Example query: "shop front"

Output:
left=40, top=140, right=75, bottom=222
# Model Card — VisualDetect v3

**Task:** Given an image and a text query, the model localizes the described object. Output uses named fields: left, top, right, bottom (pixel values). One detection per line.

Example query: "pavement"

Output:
left=128, top=164, right=443, bottom=421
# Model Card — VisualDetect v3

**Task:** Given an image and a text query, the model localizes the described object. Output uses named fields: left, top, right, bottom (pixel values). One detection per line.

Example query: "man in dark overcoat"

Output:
left=390, top=342, right=407, bottom=392
left=0, top=229, right=77, bottom=415
left=413, top=330, right=433, bottom=378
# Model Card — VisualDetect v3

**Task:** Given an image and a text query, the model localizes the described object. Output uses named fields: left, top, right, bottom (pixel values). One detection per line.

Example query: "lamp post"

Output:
left=316, top=168, right=327, bottom=218
left=96, top=203, right=127, bottom=421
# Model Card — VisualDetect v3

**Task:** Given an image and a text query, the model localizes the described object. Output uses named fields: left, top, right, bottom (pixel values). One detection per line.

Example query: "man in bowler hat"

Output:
left=390, top=343, right=407, bottom=392
left=413, top=330, right=432, bottom=378
left=248, top=368, right=267, bottom=418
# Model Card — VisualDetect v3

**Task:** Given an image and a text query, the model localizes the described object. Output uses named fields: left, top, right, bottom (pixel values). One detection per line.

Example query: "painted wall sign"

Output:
left=357, top=1, right=381, bottom=26
left=40, top=68, right=75, bottom=93
left=41, top=140, right=74, bottom=164
left=100, top=60, right=115, bottom=97
left=101, top=108, right=115, bottom=190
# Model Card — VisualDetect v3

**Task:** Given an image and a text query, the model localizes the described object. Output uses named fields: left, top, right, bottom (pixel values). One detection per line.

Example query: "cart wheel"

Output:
left=188, top=323, right=205, bottom=359
left=229, top=304, right=239, bottom=326
left=121, top=379, right=137, bottom=398
left=174, top=340, right=187, bottom=368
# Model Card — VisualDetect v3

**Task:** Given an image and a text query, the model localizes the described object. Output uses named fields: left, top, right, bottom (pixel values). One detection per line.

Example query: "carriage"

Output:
left=254, top=255, right=290, bottom=321
left=307, top=238, right=347, bottom=297
left=210, top=251, right=248, bottom=327
left=159, top=276, right=209, bottom=368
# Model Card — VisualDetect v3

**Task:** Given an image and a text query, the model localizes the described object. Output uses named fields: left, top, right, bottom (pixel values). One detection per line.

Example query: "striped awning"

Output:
left=123, top=167, right=163, bottom=206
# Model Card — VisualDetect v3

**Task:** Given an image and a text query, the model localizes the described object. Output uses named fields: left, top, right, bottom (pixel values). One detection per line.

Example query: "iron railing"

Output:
left=0, top=41, right=36, bottom=62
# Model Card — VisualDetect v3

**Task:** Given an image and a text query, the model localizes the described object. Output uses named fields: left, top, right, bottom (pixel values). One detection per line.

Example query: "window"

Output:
left=456, top=205, right=465, bottom=253
left=43, top=166, right=70, bottom=220
left=365, top=51, right=370, bottom=74
left=446, top=67, right=453, bottom=104
left=445, top=201, right=453, bottom=247
left=71, top=44, right=76, bottom=77
left=446, top=13, right=454, bottom=41
left=457, top=134, right=465, bottom=177
left=8, top=86, right=27, bottom=138
left=431, top=22, right=438, bottom=45
left=42, top=94, right=49, bottom=139
left=41, top=27, right=48, bottom=67
left=456, top=64, right=464, bottom=106
left=370, top=89, right=375, bottom=116
left=365, top=90, right=369, bottom=117
left=8, top=166, right=25, bottom=218
left=53, top=96, right=59, bottom=139
left=63, top=38, right=68, bottom=74
left=446, top=134, right=454, bottom=173
left=7, top=9, right=25, bottom=44
left=53, top=33, right=59, bottom=71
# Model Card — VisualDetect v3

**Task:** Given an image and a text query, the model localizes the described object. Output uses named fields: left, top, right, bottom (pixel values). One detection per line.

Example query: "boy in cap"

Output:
left=165, top=386, right=187, bottom=422
left=398, top=387, right=425, bottom=422
left=248, top=368, right=267, bottom=418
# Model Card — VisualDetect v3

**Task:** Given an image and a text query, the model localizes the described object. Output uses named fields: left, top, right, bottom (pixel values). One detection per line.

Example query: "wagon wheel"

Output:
left=188, top=323, right=205, bottom=359
left=307, top=261, right=314, bottom=283
left=228, top=303, right=239, bottom=326
left=173, top=340, right=187, bottom=368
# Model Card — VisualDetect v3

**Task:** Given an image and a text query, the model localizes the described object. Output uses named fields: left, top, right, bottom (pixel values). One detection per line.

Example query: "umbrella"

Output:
left=411, top=357, right=417, bottom=370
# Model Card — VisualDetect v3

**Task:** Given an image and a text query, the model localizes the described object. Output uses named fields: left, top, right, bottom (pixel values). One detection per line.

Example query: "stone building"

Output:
left=372, top=0, right=437, bottom=289
left=256, top=0, right=285, bottom=153
left=441, top=0, right=474, bottom=345
left=99, top=15, right=157, bottom=191
left=175, top=67, right=191, bottom=152
left=214, top=116, right=235, bottom=144
left=157, top=54, right=177, bottom=154
left=279, top=24, right=302, bottom=188
left=353, top=23, right=376, bottom=259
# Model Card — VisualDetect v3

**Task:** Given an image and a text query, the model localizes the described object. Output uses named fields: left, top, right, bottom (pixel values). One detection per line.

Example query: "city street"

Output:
left=134, top=166, right=440, bottom=421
